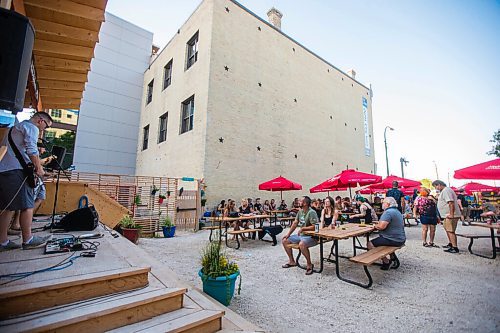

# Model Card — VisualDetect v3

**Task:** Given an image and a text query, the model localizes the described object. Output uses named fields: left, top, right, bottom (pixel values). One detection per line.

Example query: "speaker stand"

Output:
left=48, top=167, right=62, bottom=232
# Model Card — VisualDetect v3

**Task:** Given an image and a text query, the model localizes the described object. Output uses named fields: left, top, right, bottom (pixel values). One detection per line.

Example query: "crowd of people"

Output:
left=206, top=179, right=498, bottom=275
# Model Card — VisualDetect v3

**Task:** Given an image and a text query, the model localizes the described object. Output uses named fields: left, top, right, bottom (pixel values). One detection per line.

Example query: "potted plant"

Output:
left=161, top=215, right=176, bottom=238
left=198, top=240, right=241, bottom=306
left=120, top=215, right=141, bottom=244
left=158, top=194, right=166, bottom=204
left=134, top=194, right=141, bottom=206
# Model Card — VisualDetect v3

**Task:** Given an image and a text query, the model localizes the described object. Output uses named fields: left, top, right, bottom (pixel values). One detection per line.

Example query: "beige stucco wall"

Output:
left=203, top=0, right=375, bottom=206
left=136, top=0, right=375, bottom=207
left=135, top=0, right=214, bottom=179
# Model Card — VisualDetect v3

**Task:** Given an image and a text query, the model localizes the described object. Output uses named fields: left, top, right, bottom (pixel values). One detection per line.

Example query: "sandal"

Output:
left=423, top=242, right=430, bottom=247
left=428, top=243, right=439, bottom=248
left=305, top=265, right=314, bottom=275
left=282, top=263, right=297, bottom=268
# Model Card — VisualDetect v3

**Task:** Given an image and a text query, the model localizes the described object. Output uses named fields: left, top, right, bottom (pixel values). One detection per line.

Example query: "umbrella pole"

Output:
left=349, top=185, right=352, bottom=199
left=280, top=191, right=283, bottom=202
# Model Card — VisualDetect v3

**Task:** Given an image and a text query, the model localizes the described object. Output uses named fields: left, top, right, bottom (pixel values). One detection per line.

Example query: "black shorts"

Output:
left=371, top=236, right=405, bottom=247
left=0, top=169, right=35, bottom=211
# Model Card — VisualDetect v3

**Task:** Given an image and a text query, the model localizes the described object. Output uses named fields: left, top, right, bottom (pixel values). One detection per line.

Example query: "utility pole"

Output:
left=400, top=157, right=409, bottom=178
left=384, top=126, right=394, bottom=177
left=432, top=160, right=439, bottom=179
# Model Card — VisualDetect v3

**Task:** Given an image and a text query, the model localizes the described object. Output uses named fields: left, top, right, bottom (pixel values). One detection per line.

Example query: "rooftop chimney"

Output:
left=347, top=69, right=356, bottom=80
left=267, top=7, right=283, bottom=30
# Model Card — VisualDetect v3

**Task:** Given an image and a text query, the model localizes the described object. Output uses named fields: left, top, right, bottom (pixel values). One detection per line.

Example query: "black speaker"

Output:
left=46, top=145, right=66, bottom=170
left=0, top=8, right=35, bottom=112
left=55, top=206, right=99, bottom=231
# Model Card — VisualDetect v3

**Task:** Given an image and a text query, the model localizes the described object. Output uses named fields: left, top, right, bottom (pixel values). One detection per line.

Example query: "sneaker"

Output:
left=444, top=247, right=459, bottom=253
left=22, top=235, right=52, bottom=250
left=442, top=243, right=452, bottom=248
left=0, top=240, right=21, bottom=251
left=462, top=222, right=468, bottom=226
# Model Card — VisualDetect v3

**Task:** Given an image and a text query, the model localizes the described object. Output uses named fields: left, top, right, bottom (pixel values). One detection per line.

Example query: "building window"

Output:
left=163, top=60, right=173, bottom=90
left=180, top=96, right=194, bottom=134
left=51, top=109, right=61, bottom=118
left=146, top=80, right=154, bottom=105
left=158, top=113, right=168, bottom=143
left=66, top=114, right=72, bottom=119
left=142, top=125, right=149, bottom=150
left=186, top=32, right=199, bottom=69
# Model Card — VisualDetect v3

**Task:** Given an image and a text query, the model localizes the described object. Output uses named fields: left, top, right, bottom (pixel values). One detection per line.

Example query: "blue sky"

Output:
left=106, top=0, right=500, bottom=186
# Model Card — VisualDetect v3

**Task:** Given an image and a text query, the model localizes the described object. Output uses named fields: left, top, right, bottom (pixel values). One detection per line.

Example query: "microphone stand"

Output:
left=40, top=141, right=71, bottom=231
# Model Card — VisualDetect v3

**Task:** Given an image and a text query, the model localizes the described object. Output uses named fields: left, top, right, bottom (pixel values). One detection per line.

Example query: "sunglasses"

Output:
left=41, top=118, right=51, bottom=128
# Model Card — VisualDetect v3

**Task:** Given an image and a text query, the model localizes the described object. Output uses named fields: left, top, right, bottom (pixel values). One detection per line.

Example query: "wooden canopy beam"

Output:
left=37, top=69, right=88, bottom=83
left=24, top=2, right=103, bottom=31
left=35, top=56, right=90, bottom=74
left=24, top=0, right=104, bottom=23
left=42, top=96, right=82, bottom=105
left=38, top=79, right=85, bottom=91
left=39, top=89, right=83, bottom=99
left=43, top=102, right=81, bottom=109
left=34, top=39, right=94, bottom=62
left=30, top=18, right=99, bottom=48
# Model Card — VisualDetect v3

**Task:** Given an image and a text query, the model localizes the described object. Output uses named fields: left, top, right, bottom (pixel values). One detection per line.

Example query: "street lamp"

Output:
left=432, top=160, right=439, bottom=179
left=384, top=126, right=394, bottom=177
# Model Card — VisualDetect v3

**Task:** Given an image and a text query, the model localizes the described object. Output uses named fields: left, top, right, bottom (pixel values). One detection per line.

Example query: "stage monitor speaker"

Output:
left=46, top=145, right=66, bottom=170
left=0, top=8, right=35, bottom=112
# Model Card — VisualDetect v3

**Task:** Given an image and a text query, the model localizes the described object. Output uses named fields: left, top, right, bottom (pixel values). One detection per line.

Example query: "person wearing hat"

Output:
left=349, top=197, right=378, bottom=223
left=456, top=189, right=470, bottom=226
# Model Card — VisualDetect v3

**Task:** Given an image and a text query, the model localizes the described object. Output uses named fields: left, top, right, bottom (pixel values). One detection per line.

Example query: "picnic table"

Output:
left=461, top=222, right=500, bottom=259
left=204, top=215, right=270, bottom=249
left=303, top=224, right=375, bottom=287
left=268, top=210, right=290, bottom=226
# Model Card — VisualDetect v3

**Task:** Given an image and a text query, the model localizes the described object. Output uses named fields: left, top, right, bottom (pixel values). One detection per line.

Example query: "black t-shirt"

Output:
left=386, top=188, right=404, bottom=212
left=239, top=206, right=251, bottom=214
left=254, top=203, right=262, bottom=212
left=457, top=194, right=468, bottom=207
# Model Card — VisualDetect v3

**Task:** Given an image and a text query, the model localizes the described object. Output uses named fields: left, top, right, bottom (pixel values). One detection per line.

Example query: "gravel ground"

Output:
left=139, top=223, right=500, bottom=333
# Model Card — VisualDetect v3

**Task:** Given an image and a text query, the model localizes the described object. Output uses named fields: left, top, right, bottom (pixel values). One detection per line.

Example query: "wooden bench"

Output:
left=225, top=229, right=262, bottom=249
left=348, top=246, right=402, bottom=288
left=456, top=233, right=500, bottom=256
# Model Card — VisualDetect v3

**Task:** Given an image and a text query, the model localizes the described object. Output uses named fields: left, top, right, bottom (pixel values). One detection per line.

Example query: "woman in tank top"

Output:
left=320, top=196, right=335, bottom=228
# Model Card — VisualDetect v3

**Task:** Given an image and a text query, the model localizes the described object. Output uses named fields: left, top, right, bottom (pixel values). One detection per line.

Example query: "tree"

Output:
left=48, top=131, right=76, bottom=169
left=487, top=129, right=500, bottom=157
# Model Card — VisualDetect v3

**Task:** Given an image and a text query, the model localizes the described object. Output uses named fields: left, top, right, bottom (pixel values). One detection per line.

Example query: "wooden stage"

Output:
left=0, top=220, right=263, bottom=332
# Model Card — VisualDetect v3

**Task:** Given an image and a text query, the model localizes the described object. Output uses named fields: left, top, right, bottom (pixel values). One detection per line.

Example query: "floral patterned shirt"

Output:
left=414, top=196, right=437, bottom=217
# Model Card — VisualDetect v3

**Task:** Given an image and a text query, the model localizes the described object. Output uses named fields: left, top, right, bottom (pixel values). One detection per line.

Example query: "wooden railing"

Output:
left=60, top=172, right=200, bottom=233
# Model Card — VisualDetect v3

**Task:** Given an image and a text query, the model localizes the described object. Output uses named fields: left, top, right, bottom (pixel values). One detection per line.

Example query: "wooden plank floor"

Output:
left=0, top=219, right=263, bottom=332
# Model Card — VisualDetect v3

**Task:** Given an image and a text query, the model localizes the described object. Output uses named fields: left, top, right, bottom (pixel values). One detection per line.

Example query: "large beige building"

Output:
left=135, top=0, right=376, bottom=206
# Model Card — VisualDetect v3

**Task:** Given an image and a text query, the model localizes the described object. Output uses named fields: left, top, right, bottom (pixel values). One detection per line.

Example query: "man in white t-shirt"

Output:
left=432, top=180, right=462, bottom=253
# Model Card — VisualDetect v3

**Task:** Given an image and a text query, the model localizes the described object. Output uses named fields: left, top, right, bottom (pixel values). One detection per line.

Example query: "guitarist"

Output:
left=0, top=112, right=53, bottom=251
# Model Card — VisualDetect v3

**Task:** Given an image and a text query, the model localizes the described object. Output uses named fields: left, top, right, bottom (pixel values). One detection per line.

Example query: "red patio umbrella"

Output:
left=259, top=176, right=302, bottom=200
left=309, top=182, right=347, bottom=194
left=317, top=169, right=382, bottom=197
left=457, top=182, right=499, bottom=195
left=454, top=158, right=500, bottom=180
left=368, top=175, right=421, bottom=189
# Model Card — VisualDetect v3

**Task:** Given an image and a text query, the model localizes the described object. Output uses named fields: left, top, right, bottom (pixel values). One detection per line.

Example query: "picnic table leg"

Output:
left=491, top=229, right=497, bottom=259
left=467, top=237, right=474, bottom=254
left=334, top=239, right=372, bottom=289
left=352, top=237, right=357, bottom=256
left=209, top=229, right=213, bottom=242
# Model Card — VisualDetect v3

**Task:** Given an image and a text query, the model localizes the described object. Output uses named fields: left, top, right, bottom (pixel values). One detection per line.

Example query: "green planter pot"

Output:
left=198, top=270, right=240, bottom=306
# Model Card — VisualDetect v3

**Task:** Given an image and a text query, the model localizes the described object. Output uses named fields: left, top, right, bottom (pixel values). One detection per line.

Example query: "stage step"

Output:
left=0, top=287, right=186, bottom=333
left=109, top=307, right=224, bottom=333
left=0, top=266, right=151, bottom=319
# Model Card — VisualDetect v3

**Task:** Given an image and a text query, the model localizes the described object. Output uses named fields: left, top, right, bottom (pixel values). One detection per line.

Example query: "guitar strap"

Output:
left=7, top=127, right=36, bottom=187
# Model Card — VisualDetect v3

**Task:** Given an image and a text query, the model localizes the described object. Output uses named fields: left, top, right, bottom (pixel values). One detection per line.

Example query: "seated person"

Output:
left=278, top=199, right=287, bottom=210
left=320, top=196, right=335, bottom=228
left=372, top=196, right=383, bottom=214
left=216, top=200, right=225, bottom=217
left=263, top=199, right=271, bottom=213
left=270, top=199, right=277, bottom=211
left=341, top=197, right=353, bottom=212
left=349, top=197, right=378, bottom=223
left=367, top=197, right=406, bottom=270
left=281, top=196, right=318, bottom=275
left=253, top=198, right=263, bottom=214
left=311, top=199, right=322, bottom=219
left=480, top=200, right=498, bottom=223
left=289, top=197, right=300, bottom=216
